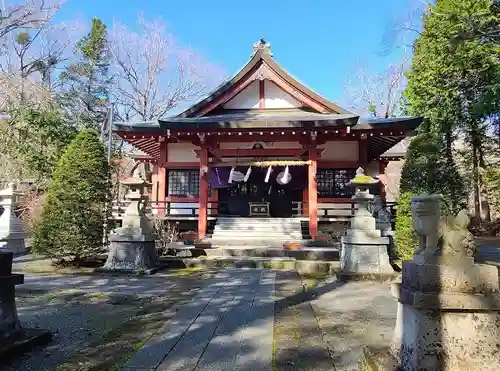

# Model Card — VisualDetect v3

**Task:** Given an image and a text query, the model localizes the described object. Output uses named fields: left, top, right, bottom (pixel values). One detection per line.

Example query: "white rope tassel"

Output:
left=228, top=167, right=235, bottom=183
left=244, top=166, right=252, bottom=182
left=284, top=165, right=289, bottom=179
left=264, top=166, right=272, bottom=183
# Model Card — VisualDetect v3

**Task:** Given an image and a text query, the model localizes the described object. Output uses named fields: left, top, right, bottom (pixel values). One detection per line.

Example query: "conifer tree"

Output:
left=33, top=129, right=110, bottom=264
left=59, top=18, right=111, bottom=129
left=402, top=0, right=500, bottom=216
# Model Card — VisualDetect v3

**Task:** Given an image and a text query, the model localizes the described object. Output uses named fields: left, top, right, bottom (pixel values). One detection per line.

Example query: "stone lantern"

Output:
left=102, top=170, right=158, bottom=272
left=339, top=168, right=394, bottom=280
left=0, top=183, right=27, bottom=254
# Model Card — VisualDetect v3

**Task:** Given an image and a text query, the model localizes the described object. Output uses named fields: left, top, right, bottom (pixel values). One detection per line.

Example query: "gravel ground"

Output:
left=0, top=290, right=142, bottom=371
left=0, top=271, right=212, bottom=371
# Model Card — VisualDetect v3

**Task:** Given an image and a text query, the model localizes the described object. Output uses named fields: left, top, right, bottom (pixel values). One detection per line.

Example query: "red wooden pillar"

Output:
left=157, top=140, right=167, bottom=217
left=151, top=164, right=159, bottom=207
left=308, top=146, right=318, bottom=240
left=379, top=160, right=389, bottom=202
left=198, top=147, right=209, bottom=239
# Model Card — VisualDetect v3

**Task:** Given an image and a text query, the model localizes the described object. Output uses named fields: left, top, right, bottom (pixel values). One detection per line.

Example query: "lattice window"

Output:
left=167, top=170, right=199, bottom=197
left=317, top=169, right=356, bottom=198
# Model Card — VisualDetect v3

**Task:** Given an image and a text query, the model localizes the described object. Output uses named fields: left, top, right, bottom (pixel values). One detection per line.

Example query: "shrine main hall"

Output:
left=114, top=40, right=422, bottom=240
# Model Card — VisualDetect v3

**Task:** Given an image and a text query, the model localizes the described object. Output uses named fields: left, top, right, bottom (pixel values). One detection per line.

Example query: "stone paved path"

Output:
left=119, top=268, right=276, bottom=371
left=312, top=279, right=396, bottom=371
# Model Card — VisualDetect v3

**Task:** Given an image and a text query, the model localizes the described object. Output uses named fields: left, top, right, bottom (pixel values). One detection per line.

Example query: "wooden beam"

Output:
left=200, top=148, right=324, bottom=158
left=317, top=161, right=359, bottom=169
left=162, top=162, right=201, bottom=169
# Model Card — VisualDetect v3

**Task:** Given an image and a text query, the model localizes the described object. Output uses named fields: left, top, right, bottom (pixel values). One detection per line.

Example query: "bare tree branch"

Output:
left=109, top=16, right=225, bottom=122
left=343, top=53, right=410, bottom=118
left=0, top=0, right=62, bottom=39
left=0, top=1, right=82, bottom=111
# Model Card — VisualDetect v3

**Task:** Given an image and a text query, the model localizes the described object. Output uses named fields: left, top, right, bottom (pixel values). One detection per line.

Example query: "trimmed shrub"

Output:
left=394, top=191, right=418, bottom=261
left=32, top=129, right=110, bottom=264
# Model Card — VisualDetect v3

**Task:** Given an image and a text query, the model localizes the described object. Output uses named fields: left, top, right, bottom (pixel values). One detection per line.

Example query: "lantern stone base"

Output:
left=0, top=229, right=27, bottom=254
left=102, top=228, right=159, bottom=273
left=339, top=217, right=394, bottom=281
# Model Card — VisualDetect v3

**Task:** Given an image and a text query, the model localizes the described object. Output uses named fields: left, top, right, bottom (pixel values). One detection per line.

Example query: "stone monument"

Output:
left=0, top=252, right=51, bottom=357
left=372, top=195, right=393, bottom=237
left=373, top=195, right=397, bottom=262
left=0, top=183, right=27, bottom=254
left=340, top=168, right=394, bottom=280
left=360, top=194, right=500, bottom=371
left=102, top=169, right=158, bottom=273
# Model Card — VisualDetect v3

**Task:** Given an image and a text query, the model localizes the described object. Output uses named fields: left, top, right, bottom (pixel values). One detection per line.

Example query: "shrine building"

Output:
left=113, top=39, right=423, bottom=240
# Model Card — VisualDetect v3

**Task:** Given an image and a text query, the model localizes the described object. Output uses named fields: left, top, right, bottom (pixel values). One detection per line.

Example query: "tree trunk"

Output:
left=472, top=133, right=481, bottom=217
left=444, top=130, right=454, bottom=164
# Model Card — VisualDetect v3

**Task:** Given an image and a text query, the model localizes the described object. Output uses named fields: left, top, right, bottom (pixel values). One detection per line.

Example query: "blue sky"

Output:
left=56, top=0, right=418, bottom=106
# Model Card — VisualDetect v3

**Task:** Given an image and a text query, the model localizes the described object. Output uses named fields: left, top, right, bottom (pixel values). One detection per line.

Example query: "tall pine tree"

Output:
left=402, top=0, right=500, bottom=216
left=59, top=18, right=111, bottom=129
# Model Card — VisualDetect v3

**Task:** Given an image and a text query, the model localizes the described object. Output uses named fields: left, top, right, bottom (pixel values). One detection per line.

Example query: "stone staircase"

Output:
left=162, top=217, right=341, bottom=275
left=209, top=217, right=304, bottom=247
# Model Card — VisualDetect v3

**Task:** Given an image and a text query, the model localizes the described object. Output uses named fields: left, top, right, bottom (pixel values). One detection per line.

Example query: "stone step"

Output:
left=217, top=218, right=300, bottom=226
left=205, top=247, right=340, bottom=261
left=159, top=256, right=340, bottom=275
left=213, top=225, right=302, bottom=231
left=216, top=217, right=302, bottom=221
left=214, top=224, right=302, bottom=230
left=209, top=237, right=302, bottom=247
left=212, top=231, right=303, bottom=238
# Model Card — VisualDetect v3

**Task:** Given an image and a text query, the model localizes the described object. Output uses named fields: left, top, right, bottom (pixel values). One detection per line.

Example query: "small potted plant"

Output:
left=283, top=241, right=302, bottom=250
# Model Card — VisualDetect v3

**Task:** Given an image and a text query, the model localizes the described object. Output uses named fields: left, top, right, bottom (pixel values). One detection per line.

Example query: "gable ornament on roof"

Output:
left=252, top=38, right=273, bottom=57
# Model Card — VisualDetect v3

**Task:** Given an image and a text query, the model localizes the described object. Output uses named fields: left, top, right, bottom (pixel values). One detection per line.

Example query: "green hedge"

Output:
left=394, top=192, right=418, bottom=261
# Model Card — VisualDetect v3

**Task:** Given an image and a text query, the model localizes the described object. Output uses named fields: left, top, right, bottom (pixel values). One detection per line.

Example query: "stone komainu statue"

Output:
left=437, top=209, right=476, bottom=262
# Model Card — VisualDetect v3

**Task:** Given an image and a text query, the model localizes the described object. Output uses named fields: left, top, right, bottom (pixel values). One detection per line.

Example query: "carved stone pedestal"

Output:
left=392, top=260, right=500, bottom=371
left=362, top=262, right=500, bottom=371
left=360, top=195, right=500, bottom=371
left=0, top=252, right=51, bottom=358
left=104, top=230, right=158, bottom=272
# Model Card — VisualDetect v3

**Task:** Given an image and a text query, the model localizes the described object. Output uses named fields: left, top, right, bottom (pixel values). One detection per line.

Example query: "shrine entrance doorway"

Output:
left=218, top=167, right=303, bottom=218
